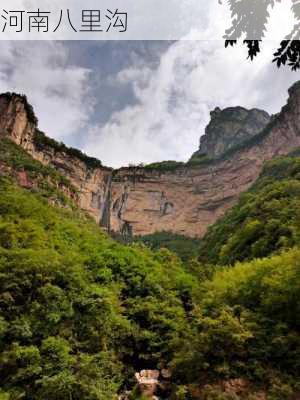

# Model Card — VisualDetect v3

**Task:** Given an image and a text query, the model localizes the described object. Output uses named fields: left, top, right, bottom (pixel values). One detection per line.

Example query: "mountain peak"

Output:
left=2, top=81, right=300, bottom=238
left=0, top=92, right=38, bottom=126
left=191, top=105, right=271, bottom=160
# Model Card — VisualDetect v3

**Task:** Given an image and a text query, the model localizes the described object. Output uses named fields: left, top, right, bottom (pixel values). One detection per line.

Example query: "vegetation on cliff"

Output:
left=173, top=247, right=300, bottom=397
left=198, top=153, right=300, bottom=266
left=138, top=156, right=213, bottom=172
left=134, top=231, right=200, bottom=262
left=0, top=93, right=38, bottom=125
left=132, top=154, right=300, bottom=398
left=0, top=138, right=77, bottom=203
left=0, top=176, right=198, bottom=399
left=143, top=160, right=185, bottom=172
left=34, top=129, right=104, bottom=170
left=0, top=138, right=299, bottom=399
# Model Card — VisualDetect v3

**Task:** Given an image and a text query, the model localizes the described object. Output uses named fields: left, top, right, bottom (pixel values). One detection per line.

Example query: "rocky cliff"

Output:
left=190, top=106, right=271, bottom=160
left=1, top=83, right=300, bottom=238
left=0, top=93, right=112, bottom=224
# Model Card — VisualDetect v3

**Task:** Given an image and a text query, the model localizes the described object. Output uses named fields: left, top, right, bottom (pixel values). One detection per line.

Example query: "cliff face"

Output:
left=109, top=83, right=300, bottom=237
left=0, top=93, right=112, bottom=224
left=191, top=106, right=271, bottom=160
left=1, top=83, right=300, bottom=238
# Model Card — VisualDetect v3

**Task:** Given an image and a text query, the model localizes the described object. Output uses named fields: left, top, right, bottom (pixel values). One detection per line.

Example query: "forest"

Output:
left=0, top=137, right=299, bottom=399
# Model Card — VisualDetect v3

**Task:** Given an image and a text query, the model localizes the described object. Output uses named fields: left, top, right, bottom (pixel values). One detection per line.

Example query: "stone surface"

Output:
left=108, top=83, right=300, bottom=237
left=134, top=370, right=160, bottom=398
left=1, top=82, right=300, bottom=238
left=16, top=170, right=33, bottom=189
left=191, top=106, right=271, bottom=159
left=221, top=378, right=249, bottom=394
left=0, top=93, right=112, bottom=224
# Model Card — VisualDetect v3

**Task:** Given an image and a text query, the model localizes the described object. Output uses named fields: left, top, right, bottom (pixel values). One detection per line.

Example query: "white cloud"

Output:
left=0, top=41, right=92, bottom=141
left=82, top=0, right=298, bottom=168
left=0, top=0, right=298, bottom=170
left=84, top=39, right=298, bottom=168
left=0, top=38, right=297, bottom=170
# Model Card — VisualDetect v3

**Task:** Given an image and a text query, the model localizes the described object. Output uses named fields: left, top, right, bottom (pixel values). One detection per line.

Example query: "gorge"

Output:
left=1, top=82, right=300, bottom=239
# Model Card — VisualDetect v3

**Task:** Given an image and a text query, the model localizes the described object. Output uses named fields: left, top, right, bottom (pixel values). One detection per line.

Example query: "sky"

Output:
left=0, top=4, right=299, bottom=167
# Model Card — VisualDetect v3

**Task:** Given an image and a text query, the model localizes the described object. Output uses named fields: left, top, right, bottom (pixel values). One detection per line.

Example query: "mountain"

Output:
left=1, top=83, right=300, bottom=240
left=0, top=89, right=300, bottom=398
left=190, top=106, right=270, bottom=160
left=0, top=137, right=197, bottom=399
left=198, top=151, right=300, bottom=265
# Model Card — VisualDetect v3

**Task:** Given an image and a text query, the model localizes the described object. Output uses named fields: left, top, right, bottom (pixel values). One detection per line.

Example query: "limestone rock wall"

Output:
left=109, top=83, right=300, bottom=237
left=191, top=106, right=271, bottom=159
left=1, top=83, right=300, bottom=238
left=0, top=93, right=112, bottom=224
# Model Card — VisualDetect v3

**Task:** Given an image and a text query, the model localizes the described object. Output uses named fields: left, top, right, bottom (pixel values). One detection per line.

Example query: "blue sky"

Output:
left=0, top=40, right=299, bottom=167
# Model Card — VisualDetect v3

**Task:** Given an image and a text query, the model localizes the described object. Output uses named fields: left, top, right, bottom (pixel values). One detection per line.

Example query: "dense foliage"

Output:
left=134, top=231, right=200, bottom=262
left=0, top=138, right=77, bottom=203
left=198, top=154, right=300, bottom=266
left=0, top=176, right=197, bottom=399
left=0, top=139, right=299, bottom=398
left=142, top=156, right=214, bottom=172
left=173, top=248, right=300, bottom=396
left=186, top=154, right=212, bottom=167
left=143, top=161, right=185, bottom=172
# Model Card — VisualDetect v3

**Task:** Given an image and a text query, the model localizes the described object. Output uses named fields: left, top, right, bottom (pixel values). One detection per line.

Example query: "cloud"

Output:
left=0, top=41, right=92, bottom=142
left=0, top=0, right=298, bottom=170
left=84, top=39, right=298, bottom=168
left=0, top=38, right=297, bottom=170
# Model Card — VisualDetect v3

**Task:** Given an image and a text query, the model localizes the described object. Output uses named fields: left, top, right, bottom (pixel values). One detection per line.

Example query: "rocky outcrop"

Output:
left=0, top=93, right=112, bottom=224
left=114, top=83, right=298, bottom=238
left=1, top=82, right=300, bottom=238
left=133, top=369, right=172, bottom=399
left=108, top=83, right=300, bottom=237
left=191, top=106, right=271, bottom=159
left=134, top=370, right=160, bottom=399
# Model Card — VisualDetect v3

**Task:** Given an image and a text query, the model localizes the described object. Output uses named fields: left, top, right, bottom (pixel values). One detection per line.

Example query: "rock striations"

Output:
left=190, top=106, right=271, bottom=159
left=1, top=82, right=300, bottom=238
